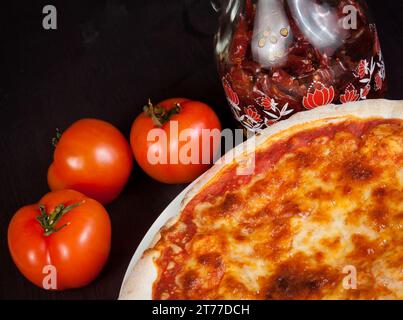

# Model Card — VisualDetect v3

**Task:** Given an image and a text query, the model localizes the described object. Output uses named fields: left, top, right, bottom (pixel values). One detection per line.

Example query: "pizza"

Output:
left=120, top=99, right=403, bottom=300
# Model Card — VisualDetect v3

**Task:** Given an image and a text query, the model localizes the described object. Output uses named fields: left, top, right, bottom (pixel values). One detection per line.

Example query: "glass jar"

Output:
left=213, top=0, right=387, bottom=132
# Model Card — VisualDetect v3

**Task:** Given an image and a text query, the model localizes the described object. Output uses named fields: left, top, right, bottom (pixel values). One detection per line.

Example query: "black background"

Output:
left=1, top=0, right=402, bottom=300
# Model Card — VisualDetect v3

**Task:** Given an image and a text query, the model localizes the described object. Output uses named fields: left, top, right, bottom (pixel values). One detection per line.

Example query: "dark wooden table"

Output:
left=1, top=0, right=402, bottom=299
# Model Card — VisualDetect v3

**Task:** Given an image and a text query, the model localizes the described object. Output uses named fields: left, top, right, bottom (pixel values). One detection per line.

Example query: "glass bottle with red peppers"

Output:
left=213, top=0, right=387, bottom=132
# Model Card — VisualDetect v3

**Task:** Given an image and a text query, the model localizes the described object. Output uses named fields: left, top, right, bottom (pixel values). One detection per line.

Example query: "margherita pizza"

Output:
left=120, top=99, right=403, bottom=300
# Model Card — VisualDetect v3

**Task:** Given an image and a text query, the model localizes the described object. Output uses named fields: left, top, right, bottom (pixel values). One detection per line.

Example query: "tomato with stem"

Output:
left=130, top=98, right=222, bottom=184
left=8, top=189, right=111, bottom=290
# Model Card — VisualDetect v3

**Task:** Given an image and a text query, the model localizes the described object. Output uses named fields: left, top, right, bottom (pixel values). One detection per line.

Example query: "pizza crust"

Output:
left=119, top=249, right=160, bottom=300
left=119, top=99, right=403, bottom=300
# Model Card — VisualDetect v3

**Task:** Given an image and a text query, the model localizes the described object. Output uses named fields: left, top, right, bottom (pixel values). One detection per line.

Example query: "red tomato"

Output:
left=8, top=190, right=111, bottom=290
left=48, top=119, right=133, bottom=204
left=130, top=98, right=221, bottom=184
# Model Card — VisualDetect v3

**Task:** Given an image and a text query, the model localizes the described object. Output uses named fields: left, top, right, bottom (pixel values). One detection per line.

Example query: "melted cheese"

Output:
left=154, top=120, right=403, bottom=300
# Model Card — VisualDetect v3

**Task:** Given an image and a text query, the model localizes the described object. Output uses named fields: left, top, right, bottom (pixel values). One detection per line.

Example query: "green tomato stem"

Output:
left=143, top=99, right=181, bottom=127
left=36, top=201, right=83, bottom=237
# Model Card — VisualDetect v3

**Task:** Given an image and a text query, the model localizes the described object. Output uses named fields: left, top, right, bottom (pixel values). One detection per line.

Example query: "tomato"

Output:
left=8, top=189, right=111, bottom=290
left=48, top=119, right=133, bottom=204
left=130, top=98, right=221, bottom=184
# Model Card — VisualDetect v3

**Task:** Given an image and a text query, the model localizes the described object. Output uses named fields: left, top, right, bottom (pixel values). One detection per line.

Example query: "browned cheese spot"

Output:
left=344, top=159, right=374, bottom=181
left=264, top=255, right=340, bottom=300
